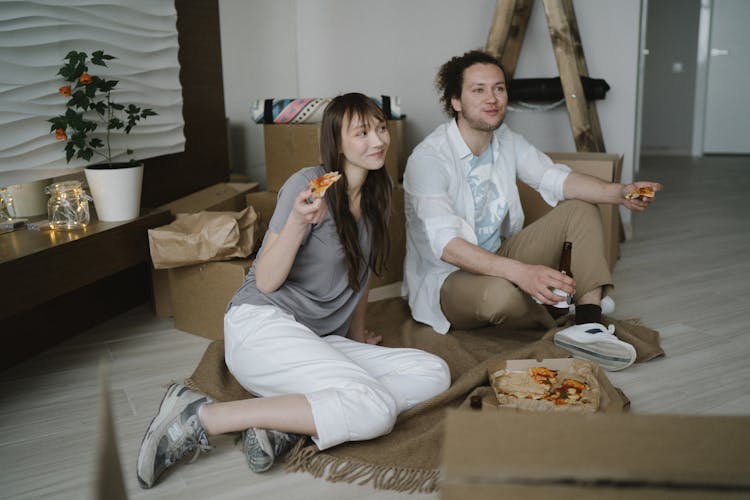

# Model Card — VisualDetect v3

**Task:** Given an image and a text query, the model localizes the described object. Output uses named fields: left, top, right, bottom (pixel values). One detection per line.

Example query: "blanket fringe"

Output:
left=285, top=443, right=440, bottom=493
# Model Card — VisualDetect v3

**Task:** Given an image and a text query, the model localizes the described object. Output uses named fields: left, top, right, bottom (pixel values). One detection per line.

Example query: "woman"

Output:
left=136, top=93, right=451, bottom=489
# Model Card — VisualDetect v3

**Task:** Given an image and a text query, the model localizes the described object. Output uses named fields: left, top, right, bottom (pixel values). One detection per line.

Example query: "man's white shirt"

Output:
left=402, top=119, right=571, bottom=334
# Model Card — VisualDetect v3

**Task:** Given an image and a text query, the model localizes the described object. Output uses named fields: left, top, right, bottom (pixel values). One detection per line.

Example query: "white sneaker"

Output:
left=553, top=322, right=636, bottom=371
left=568, top=296, right=615, bottom=316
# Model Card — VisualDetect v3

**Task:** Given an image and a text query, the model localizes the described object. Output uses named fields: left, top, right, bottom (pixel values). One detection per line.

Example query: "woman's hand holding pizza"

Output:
left=290, top=189, right=328, bottom=227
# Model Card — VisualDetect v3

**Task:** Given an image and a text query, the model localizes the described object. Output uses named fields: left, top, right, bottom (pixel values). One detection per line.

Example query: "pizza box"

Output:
left=442, top=409, right=750, bottom=499
left=486, top=358, right=628, bottom=414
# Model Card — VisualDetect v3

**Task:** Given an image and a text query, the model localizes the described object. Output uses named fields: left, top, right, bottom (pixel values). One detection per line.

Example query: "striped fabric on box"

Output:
left=251, top=96, right=402, bottom=124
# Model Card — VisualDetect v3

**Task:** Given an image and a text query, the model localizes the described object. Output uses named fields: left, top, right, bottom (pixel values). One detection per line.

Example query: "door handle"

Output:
left=710, top=48, right=730, bottom=56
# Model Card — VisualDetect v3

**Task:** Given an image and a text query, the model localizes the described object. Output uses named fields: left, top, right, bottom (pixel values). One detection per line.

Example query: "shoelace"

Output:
left=187, top=430, right=212, bottom=464
left=165, top=424, right=212, bottom=466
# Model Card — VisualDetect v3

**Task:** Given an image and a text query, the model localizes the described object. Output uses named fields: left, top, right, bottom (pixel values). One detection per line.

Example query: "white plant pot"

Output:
left=84, top=163, right=144, bottom=222
left=5, top=180, right=48, bottom=217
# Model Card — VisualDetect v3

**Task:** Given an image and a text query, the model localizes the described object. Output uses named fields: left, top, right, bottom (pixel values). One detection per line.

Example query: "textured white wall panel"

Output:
left=0, top=0, right=185, bottom=185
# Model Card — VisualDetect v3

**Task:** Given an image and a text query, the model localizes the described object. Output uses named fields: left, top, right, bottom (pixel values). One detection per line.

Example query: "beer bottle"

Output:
left=546, top=241, right=573, bottom=318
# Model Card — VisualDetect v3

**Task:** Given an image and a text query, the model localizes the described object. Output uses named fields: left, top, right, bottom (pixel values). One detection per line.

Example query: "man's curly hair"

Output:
left=435, top=50, right=507, bottom=118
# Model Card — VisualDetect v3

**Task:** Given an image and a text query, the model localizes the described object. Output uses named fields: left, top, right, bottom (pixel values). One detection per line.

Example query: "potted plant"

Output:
left=49, top=50, right=157, bottom=222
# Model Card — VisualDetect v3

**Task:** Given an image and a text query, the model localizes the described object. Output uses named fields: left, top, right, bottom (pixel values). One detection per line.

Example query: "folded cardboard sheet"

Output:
left=442, top=410, right=750, bottom=499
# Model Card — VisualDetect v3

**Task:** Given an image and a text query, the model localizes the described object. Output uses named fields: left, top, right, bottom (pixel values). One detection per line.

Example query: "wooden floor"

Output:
left=1, top=155, right=749, bottom=499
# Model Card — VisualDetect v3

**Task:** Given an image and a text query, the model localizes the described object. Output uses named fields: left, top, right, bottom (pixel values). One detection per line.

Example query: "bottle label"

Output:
left=534, top=288, right=571, bottom=307
left=551, top=288, right=571, bottom=309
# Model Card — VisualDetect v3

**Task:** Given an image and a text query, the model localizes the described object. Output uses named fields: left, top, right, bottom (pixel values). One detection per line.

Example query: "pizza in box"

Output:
left=489, top=359, right=601, bottom=414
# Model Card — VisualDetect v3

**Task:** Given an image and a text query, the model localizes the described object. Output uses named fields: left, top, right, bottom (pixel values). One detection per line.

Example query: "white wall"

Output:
left=219, top=0, right=642, bottom=228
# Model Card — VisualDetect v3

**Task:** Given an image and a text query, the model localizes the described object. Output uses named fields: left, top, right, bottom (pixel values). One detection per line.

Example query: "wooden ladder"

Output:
left=485, top=0, right=605, bottom=152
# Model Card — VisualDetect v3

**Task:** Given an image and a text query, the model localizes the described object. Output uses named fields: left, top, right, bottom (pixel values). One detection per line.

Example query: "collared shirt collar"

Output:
left=447, top=118, right=501, bottom=162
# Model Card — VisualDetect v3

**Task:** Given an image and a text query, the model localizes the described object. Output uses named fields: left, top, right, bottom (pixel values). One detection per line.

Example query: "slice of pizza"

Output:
left=309, top=171, right=342, bottom=198
left=546, top=378, right=589, bottom=405
left=529, top=366, right=558, bottom=387
left=625, top=185, right=656, bottom=200
left=491, top=367, right=557, bottom=400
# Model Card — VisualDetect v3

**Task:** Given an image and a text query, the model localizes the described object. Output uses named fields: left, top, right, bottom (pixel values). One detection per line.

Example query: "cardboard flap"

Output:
left=443, top=410, right=750, bottom=491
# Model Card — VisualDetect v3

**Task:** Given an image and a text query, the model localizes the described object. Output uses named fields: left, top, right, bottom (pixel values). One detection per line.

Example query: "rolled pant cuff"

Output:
left=305, top=388, right=348, bottom=451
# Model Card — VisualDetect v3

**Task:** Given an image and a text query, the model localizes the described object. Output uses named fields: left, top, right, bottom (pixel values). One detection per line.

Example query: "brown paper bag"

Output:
left=148, top=206, right=258, bottom=269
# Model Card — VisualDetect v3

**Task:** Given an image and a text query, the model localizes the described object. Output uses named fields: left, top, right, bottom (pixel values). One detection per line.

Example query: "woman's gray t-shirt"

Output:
left=228, top=166, right=372, bottom=337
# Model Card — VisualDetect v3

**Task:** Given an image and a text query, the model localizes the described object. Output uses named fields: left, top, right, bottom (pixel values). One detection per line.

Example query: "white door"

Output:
left=703, top=0, right=750, bottom=154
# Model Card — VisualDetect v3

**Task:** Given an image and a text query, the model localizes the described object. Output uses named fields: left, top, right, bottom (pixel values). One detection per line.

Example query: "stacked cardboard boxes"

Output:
left=150, top=182, right=259, bottom=318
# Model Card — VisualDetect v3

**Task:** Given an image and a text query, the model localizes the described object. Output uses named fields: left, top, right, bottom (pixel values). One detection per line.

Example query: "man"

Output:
left=402, top=50, right=661, bottom=371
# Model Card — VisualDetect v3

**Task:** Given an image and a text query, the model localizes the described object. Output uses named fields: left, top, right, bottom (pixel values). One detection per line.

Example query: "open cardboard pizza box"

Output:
left=485, top=358, right=628, bottom=414
left=441, top=409, right=750, bottom=499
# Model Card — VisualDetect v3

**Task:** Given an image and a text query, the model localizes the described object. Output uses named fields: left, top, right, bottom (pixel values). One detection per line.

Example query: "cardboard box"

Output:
left=246, top=190, right=280, bottom=240
left=158, top=181, right=259, bottom=215
left=264, top=119, right=405, bottom=192
left=518, top=152, right=623, bottom=270
left=442, top=410, right=750, bottom=499
left=169, top=258, right=253, bottom=340
left=151, top=182, right=259, bottom=317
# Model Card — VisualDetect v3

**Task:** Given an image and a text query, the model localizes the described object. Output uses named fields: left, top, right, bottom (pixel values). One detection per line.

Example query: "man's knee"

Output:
left=474, top=282, right=532, bottom=324
left=561, top=199, right=600, bottom=223
left=444, top=277, right=529, bottom=328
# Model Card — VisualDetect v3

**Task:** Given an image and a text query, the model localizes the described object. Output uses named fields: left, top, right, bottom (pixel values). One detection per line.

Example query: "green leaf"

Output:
left=89, top=138, right=104, bottom=148
left=141, top=108, right=158, bottom=117
left=91, top=50, right=115, bottom=66
left=108, top=118, right=124, bottom=130
left=92, top=101, right=107, bottom=115
left=69, top=91, right=89, bottom=110
left=81, top=148, right=94, bottom=161
left=84, top=84, right=97, bottom=98
left=110, top=103, right=125, bottom=111
left=48, top=117, right=66, bottom=130
left=65, top=143, right=75, bottom=162
left=99, top=79, right=118, bottom=92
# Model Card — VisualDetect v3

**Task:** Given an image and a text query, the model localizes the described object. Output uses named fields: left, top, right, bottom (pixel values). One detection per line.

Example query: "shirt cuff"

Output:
left=538, top=164, right=571, bottom=206
left=425, top=215, right=477, bottom=260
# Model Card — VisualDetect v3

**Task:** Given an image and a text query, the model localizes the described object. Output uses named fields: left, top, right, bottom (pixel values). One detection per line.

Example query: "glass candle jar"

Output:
left=46, top=180, right=92, bottom=230
left=0, top=186, right=13, bottom=220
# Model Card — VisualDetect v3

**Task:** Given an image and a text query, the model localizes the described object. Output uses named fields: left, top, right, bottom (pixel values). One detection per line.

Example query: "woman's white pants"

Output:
left=224, top=303, right=451, bottom=450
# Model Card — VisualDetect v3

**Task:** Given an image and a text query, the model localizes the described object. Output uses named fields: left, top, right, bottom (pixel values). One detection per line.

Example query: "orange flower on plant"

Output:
left=55, top=128, right=67, bottom=141
left=59, top=85, right=72, bottom=97
left=79, top=72, right=92, bottom=84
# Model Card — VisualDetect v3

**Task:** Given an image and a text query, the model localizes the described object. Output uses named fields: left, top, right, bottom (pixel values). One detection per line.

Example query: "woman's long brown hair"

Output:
left=319, top=93, right=392, bottom=291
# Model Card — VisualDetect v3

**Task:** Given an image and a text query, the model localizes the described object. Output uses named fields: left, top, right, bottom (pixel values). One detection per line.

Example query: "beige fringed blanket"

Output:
left=186, top=297, right=664, bottom=494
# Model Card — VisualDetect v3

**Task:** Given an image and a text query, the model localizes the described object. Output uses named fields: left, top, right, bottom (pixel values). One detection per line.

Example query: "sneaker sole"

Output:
left=136, top=384, right=182, bottom=489
left=554, top=335, right=636, bottom=371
